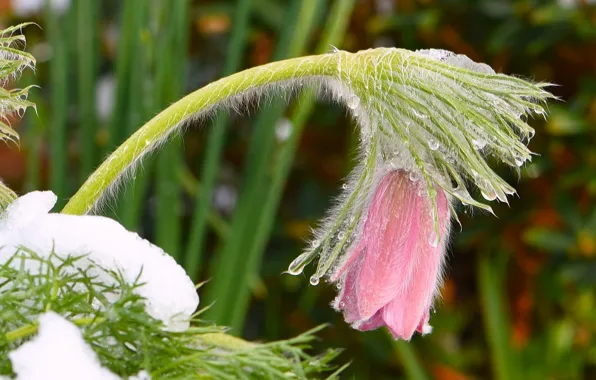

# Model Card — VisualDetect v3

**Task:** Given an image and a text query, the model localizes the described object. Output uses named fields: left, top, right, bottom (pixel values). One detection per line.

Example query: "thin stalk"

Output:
left=477, top=252, right=517, bottom=380
left=105, top=0, right=139, bottom=154
left=203, top=0, right=322, bottom=332
left=178, top=166, right=229, bottom=239
left=22, top=72, right=44, bottom=191
left=154, top=0, right=191, bottom=261
left=183, top=0, right=252, bottom=280
left=62, top=54, right=339, bottom=215
left=5, top=316, right=103, bottom=343
left=116, top=0, right=151, bottom=230
left=45, top=1, right=72, bottom=207
left=76, top=0, right=99, bottom=183
left=392, top=340, right=430, bottom=380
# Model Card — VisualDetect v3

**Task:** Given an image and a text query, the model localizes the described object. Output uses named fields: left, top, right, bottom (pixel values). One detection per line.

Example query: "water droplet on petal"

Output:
left=309, top=276, right=320, bottom=286
left=346, top=94, right=360, bottom=109
left=428, top=139, right=439, bottom=150
left=338, top=231, right=346, bottom=240
left=409, top=171, right=420, bottom=182
left=513, top=154, right=525, bottom=167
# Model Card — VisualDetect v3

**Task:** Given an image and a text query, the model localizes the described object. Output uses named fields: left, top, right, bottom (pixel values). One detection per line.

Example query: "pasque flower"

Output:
left=287, top=48, right=554, bottom=339
left=331, top=170, right=450, bottom=340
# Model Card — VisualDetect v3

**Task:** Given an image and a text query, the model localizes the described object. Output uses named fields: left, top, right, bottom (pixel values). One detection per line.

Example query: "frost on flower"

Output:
left=287, top=48, right=554, bottom=338
left=0, top=191, right=199, bottom=331
left=9, top=312, right=119, bottom=380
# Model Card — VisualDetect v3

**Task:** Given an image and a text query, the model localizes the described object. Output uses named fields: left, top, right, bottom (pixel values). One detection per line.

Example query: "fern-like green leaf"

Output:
left=0, top=23, right=36, bottom=212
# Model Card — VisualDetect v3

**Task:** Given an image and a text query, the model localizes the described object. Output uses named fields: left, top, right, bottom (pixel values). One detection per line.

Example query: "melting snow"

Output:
left=9, top=312, right=119, bottom=380
left=0, top=191, right=199, bottom=331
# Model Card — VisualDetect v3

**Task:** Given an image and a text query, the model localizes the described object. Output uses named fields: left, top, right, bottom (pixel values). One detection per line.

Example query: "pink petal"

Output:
left=333, top=170, right=451, bottom=340
left=354, top=171, right=424, bottom=320
left=357, top=309, right=385, bottom=331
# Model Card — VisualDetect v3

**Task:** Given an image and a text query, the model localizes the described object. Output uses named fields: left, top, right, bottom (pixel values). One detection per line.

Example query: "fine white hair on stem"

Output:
left=85, top=76, right=330, bottom=215
left=65, top=47, right=555, bottom=245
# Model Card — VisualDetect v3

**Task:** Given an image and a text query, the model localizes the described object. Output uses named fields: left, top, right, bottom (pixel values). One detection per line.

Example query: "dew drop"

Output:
left=428, top=139, right=439, bottom=150
left=342, top=183, right=348, bottom=190
left=346, top=94, right=360, bottom=109
left=481, top=188, right=497, bottom=201
left=472, top=139, right=486, bottom=150
left=287, top=263, right=304, bottom=276
left=338, top=231, right=346, bottom=240
left=533, top=107, right=545, bottom=115
left=309, top=276, right=320, bottom=286
left=288, top=254, right=310, bottom=275
left=513, top=154, right=525, bottom=167
left=408, top=171, right=419, bottom=182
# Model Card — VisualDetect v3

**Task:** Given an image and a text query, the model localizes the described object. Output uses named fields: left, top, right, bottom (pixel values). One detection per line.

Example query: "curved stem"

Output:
left=62, top=54, right=338, bottom=215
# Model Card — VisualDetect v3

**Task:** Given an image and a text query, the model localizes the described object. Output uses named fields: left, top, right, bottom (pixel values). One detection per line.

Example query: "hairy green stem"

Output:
left=62, top=54, right=338, bottom=215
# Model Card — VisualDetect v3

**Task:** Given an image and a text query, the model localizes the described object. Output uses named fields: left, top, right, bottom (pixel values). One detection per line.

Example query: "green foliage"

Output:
left=0, top=248, right=343, bottom=379
left=4, top=0, right=595, bottom=378
left=0, top=23, right=35, bottom=211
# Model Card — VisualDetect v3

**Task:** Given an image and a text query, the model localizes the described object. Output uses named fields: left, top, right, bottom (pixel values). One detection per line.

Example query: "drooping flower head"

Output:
left=332, top=169, right=450, bottom=340
left=287, top=48, right=554, bottom=339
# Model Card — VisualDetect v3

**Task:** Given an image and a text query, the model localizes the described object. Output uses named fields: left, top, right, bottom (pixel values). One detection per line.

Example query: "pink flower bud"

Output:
left=332, top=170, right=450, bottom=340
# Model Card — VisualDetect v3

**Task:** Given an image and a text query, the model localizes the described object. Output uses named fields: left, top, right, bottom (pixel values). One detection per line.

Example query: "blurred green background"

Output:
left=1, top=0, right=595, bottom=378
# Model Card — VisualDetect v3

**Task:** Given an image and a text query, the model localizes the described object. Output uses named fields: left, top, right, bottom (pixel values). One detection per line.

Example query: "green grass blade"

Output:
left=104, top=0, right=138, bottom=154
left=392, top=339, right=430, bottom=380
left=153, top=0, right=191, bottom=261
left=45, top=0, right=73, bottom=207
left=21, top=72, right=44, bottom=192
left=478, top=252, right=518, bottom=380
left=184, top=0, right=252, bottom=281
left=76, top=0, right=99, bottom=184
left=113, top=0, right=151, bottom=230
left=203, top=0, right=323, bottom=333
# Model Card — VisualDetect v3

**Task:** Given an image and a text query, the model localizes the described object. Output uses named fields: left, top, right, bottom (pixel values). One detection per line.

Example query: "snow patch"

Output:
left=0, top=191, right=199, bottom=331
left=9, top=312, right=119, bottom=380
